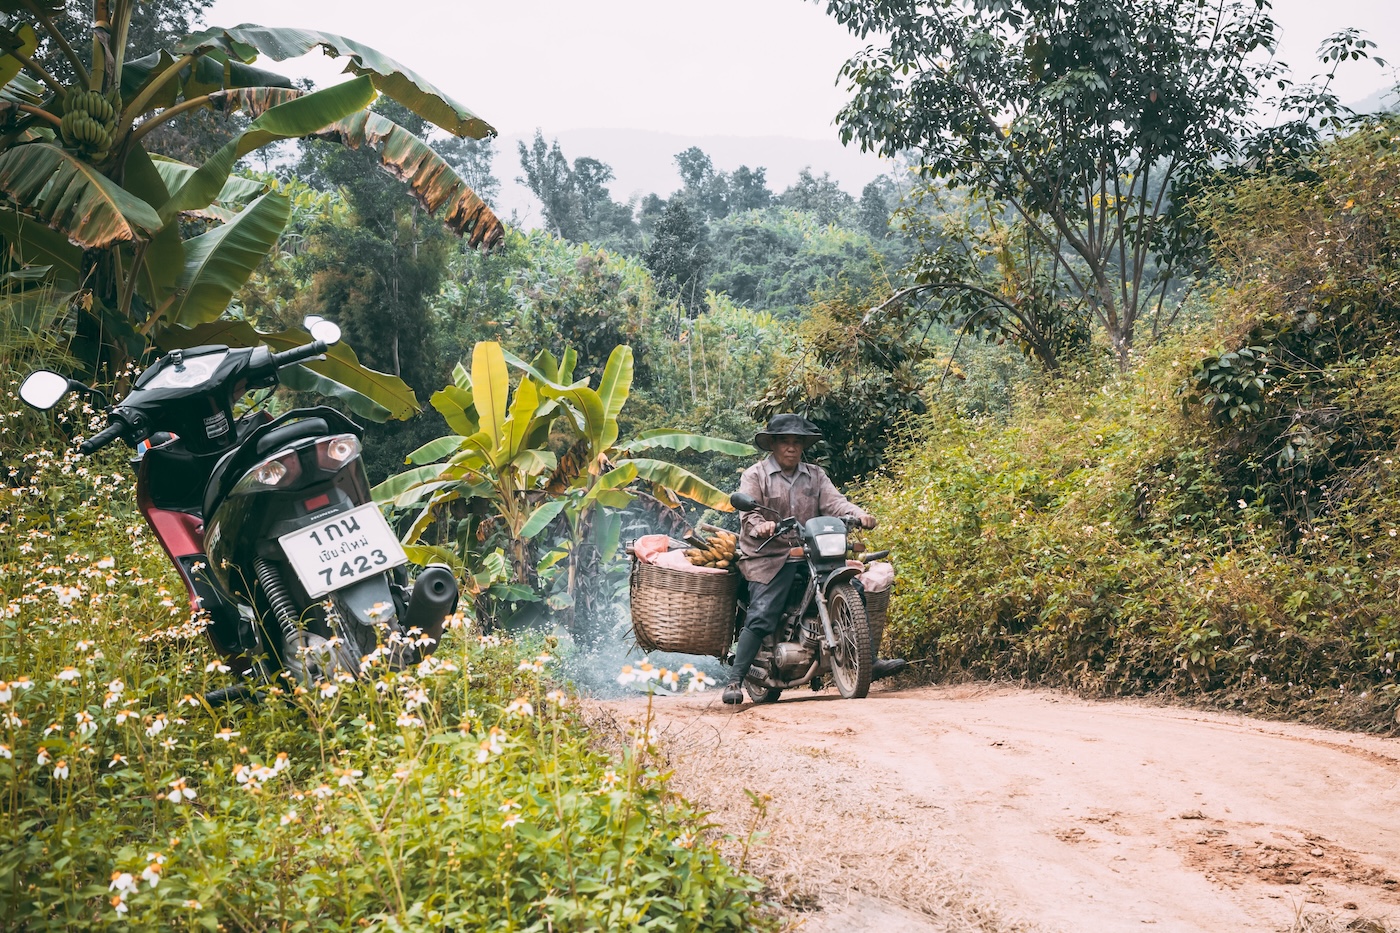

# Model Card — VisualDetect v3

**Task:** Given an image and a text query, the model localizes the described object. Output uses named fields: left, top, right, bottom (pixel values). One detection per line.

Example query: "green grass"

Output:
left=0, top=376, right=765, bottom=931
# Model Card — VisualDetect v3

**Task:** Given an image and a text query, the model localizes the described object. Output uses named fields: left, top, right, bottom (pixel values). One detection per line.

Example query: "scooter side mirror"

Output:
left=730, top=492, right=757, bottom=512
left=304, top=315, right=341, bottom=346
left=19, top=369, right=73, bottom=411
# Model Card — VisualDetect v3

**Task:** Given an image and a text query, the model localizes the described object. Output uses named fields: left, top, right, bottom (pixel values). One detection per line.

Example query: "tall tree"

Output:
left=516, top=131, right=581, bottom=238
left=825, top=0, right=1381, bottom=368
left=642, top=199, right=710, bottom=318
left=516, top=131, right=636, bottom=248
left=780, top=168, right=855, bottom=225
left=728, top=164, right=773, bottom=213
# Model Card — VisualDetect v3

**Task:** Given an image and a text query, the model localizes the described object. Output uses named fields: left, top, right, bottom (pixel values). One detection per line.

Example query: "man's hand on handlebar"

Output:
left=753, top=519, right=778, bottom=537
left=859, top=514, right=878, bottom=530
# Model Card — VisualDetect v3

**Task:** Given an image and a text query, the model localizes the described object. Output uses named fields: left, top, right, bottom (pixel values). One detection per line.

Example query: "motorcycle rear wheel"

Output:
left=826, top=581, right=872, bottom=699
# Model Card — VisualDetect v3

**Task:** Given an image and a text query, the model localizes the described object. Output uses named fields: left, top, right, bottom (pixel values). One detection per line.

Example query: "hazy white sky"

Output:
left=203, top=0, right=1400, bottom=142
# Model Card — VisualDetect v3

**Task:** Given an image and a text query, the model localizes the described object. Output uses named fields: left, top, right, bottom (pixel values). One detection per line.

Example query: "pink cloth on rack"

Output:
left=859, top=561, right=895, bottom=592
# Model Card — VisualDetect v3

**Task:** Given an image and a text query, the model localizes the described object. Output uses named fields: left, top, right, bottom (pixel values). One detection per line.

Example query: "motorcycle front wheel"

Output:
left=826, top=581, right=872, bottom=699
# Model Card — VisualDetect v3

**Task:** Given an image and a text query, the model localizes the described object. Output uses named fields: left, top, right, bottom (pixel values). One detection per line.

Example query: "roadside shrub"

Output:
left=862, top=125, right=1400, bottom=727
left=862, top=342, right=1400, bottom=721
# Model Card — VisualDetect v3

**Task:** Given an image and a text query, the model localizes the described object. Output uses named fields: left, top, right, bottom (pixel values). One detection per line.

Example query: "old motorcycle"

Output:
left=729, top=491, right=889, bottom=701
left=19, top=319, right=459, bottom=703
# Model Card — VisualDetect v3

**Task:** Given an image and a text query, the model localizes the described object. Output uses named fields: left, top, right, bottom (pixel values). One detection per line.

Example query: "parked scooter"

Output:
left=19, top=319, right=459, bottom=703
left=729, top=491, right=889, bottom=701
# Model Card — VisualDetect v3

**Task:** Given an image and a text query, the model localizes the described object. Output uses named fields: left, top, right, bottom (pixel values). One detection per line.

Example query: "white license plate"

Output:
left=278, top=503, right=408, bottom=598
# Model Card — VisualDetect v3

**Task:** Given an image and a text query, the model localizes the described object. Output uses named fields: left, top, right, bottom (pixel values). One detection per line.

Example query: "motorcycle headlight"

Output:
left=812, top=532, right=847, bottom=558
left=314, top=433, right=360, bottom=470
left=231, top=452, right=301, bottom=495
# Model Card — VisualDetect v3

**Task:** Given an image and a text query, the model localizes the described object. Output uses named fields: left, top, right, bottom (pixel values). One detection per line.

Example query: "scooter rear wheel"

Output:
left=827, top=581, right=872, bottom=699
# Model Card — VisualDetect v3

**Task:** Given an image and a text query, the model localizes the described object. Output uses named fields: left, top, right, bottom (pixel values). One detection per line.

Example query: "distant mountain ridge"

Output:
left=1348, top=83, right=1400, bottom=115
left=488, top=127, right=895, bottom=229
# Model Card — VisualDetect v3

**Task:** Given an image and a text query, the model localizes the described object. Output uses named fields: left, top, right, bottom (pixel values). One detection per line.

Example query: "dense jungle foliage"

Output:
left=867, top=123, right=1400, bottom=730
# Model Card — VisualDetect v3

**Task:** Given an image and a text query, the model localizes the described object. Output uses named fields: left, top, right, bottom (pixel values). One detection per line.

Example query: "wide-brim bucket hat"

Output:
left=754, top=413, right=823, bottom=451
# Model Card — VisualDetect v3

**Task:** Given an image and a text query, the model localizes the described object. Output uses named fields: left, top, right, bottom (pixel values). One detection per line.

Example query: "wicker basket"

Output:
left=863, top=586, right=892, bottom=655
left=629, top=559, right=738, bottom=657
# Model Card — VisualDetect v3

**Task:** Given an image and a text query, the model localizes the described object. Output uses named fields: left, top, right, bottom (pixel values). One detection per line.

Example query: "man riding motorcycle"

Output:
left=723, top=414, right=908, bottom=705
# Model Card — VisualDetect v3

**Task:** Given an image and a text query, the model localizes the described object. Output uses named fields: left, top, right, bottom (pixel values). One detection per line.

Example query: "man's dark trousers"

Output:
left=730, top=562, right=801, bottom=683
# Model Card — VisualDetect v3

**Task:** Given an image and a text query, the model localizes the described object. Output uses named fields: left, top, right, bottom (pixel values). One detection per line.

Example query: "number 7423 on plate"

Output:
left=278, top=502, right=409, bottom=599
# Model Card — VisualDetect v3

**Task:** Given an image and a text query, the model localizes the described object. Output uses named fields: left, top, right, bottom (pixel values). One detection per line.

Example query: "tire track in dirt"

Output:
left=613, top=684, right=1400, bottom=932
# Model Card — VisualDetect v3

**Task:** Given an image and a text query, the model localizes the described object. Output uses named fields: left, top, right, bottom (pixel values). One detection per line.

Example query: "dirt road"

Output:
left=618, top=683, right=1400, bottom=933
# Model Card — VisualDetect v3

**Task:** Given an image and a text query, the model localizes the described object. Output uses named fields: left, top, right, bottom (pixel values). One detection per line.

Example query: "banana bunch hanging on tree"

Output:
left=684, top=524, right=738, bottom=570
left=59, top=87, right=122, bottom=162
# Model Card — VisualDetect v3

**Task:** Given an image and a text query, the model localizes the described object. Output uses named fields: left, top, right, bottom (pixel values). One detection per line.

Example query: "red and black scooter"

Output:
left=20, top=319, right=458, bottom=704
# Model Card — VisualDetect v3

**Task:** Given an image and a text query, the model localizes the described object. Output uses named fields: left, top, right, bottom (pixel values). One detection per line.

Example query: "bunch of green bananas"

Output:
left=59, top=87, right=121, bottom=161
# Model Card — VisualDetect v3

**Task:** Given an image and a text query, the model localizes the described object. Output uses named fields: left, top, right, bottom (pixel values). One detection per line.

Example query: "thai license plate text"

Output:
left=278, top=503, right=407, bottom=598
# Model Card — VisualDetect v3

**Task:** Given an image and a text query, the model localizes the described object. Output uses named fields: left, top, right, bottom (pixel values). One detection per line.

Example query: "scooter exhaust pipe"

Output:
left=401, top=564, right=459, bottom=651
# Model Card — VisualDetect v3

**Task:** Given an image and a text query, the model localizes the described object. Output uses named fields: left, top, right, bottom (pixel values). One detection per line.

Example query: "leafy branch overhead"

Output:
left=0, top=1, right=505, bottom=418
left=832, top=0, right=1385, bottom=368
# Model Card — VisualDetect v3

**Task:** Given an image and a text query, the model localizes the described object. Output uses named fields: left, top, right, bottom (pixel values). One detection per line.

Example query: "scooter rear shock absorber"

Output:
left=253, top=557, right=303, bottom=656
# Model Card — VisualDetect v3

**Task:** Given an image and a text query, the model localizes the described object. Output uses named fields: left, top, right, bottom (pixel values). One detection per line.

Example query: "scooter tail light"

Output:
left=231, top=452, right=301, bottom=495
left=314, top=433, right=360, bottom=470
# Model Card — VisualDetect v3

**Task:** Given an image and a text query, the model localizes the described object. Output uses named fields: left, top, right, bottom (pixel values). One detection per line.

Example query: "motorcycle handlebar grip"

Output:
left=78, top=421, right=125, bottom=454
left=269, top=340, right=328, bottom=369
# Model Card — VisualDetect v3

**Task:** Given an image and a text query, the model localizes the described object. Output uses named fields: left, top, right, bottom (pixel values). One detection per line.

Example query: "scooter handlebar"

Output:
left=269, top=340, right=329, bottom=370
left=78, top=420, right=126, bottom=454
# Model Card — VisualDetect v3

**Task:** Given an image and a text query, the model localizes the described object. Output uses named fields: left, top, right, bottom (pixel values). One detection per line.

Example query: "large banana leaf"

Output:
left=429, top=384, right=477, bottom=437
left=519, top=499, right=567, bottom=540
left=596, top=345, right=633, bottom=451
left=625, top=457, right=735, bottom=511
left=504, top=378, right=541, bottom=464
left=0, top=208, right=82, bottom=283
left=149, top=155, right=269, bottom=218
left=405, top=435, right=465, bottom=465
left=501, top=349, right=607, bottom=451
left=0, top=68, right=43, bottom=106
left=160, top=77, right=376, bottom=224
left=513, top=449, right=556, bottom=476
left=176, top=25, right=495, bottom=138
left=502, top=347, right=587, bottom=391
left=583, top=462, right=638, bottom=507
left=121, top=49, right=293, bottom=111
left=626, top=429, right=756, bottom=457
left=371, top=464, right=447, bottom=505
left=167, top=189, right=290, bottom=327
left=0, top=143, right=162, bottom=248
left=277, top=363, right=391, bottom=422
left=0, top=23, right=37, bottom=89
left=120, top=147, right=185, bottom=307
left=471, top=341, right=510, bottom=449
left=311, top=110, right=504, bottom=249
left=155, top=320, right=419, bottom=421
left=544, top=383, right=607, bottom=456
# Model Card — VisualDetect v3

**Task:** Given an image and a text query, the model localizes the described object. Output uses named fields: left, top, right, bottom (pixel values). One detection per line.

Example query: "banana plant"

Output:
left=375, top=340, right=558, bottom=582
left=373, top=340, right=755, bottom=621
left=0, top=3, right=503, bottom=419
